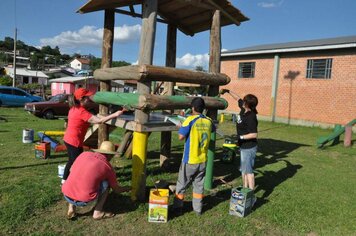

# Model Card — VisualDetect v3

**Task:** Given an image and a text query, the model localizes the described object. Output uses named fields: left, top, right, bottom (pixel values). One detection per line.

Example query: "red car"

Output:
left=24, top=94, right=99, bottom=119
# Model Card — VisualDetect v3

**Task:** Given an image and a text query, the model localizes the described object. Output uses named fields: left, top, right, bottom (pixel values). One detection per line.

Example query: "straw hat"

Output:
left=92, top=141, right=118, bottom=155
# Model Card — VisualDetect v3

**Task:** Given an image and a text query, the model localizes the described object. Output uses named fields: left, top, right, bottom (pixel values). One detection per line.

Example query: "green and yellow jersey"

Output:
left=179, top=114, right=215, bottom=164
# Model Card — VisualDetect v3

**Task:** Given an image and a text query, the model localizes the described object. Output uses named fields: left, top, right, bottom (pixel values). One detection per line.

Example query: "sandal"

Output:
left=93, top=212, right=115, bottom=220
left=67, top=205, right=76, bottom=220
left=67, top=211, right=77, bottom=220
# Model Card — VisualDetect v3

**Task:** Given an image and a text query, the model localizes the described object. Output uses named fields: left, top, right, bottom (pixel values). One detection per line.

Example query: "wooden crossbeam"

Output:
left=94, top=65, right=231, bottom=86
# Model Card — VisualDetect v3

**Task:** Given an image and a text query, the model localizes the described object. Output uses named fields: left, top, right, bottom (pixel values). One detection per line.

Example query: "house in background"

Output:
left=50, top=76, right=98, bottom=96
left=44, top=67, right=75, bottom=79
left=49, top=76, right=125, bottom=96
left=5, top=67, right=49, bottom=85
left=70, top=58, right=90, bottom=71
left=220, top=35, right=356, bottom=128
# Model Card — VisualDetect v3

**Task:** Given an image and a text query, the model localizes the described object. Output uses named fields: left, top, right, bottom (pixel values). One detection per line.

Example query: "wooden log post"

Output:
left=132, top=0, right=157, bottom=201
left=205, top=10, right=221, bottom=190
left=117, top=131, right=133, bottom=156
left=98, top=9, right=114, bottom=147
left=160, top=24, right=177, bottom=169
left=344, top=125, right=352, bottom=147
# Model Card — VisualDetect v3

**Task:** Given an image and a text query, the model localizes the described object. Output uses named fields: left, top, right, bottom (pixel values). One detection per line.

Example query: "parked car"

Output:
left=0, top=86, right=43, bottom=107
left=24, top=94, right=99, bottom=119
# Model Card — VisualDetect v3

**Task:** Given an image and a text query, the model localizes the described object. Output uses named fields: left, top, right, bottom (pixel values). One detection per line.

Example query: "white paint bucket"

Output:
left=22, top=129, right=34, bottom=143
left=58, top=164, right=66, bottom=178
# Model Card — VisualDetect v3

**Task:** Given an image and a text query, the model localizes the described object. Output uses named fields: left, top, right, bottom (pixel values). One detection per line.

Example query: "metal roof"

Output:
left=78, top=0, right=248, bottom=36
left=5, top=67, right=49, bottom=78
left=49, top=76, right=93, bottom=83
left=49, top=76, right=125, bottom=87
left=222, top=35, right=356, bottom=57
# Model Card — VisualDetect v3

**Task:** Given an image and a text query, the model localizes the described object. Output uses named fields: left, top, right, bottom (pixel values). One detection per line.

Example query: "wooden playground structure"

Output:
left=78, top=0, right=248, bottom=201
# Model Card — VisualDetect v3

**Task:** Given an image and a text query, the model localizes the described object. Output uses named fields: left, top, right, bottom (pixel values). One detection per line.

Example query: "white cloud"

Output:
left=40, top=24, right=141, bottom=50
left=176, top=53, right=209, bottom=70
left=221, top=48, right=228, bottom=52
left=258, top=0, right=284, bottom=8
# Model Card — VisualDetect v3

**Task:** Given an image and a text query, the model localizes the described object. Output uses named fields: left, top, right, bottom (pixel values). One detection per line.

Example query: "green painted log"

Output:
left=93, top=92, right=140, bottom=109
left=93, top=92, right=228, bottom=111
left=204, top=131, right=216, bottom=190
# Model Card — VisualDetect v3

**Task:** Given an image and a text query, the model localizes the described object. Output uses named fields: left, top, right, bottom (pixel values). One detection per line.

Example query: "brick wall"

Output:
left=221, top=49, right=356, bottom=126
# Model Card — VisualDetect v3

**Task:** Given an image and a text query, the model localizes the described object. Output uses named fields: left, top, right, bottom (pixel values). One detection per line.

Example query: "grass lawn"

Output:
left=0, top=108, right=355, bottom=235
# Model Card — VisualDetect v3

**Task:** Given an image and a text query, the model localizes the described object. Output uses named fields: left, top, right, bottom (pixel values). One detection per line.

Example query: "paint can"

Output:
left=22, top=129, right=34, bottom=143
left=148, top=189, right=169, bottom=223
left=58, top=164, right=66, bottom=178
left=229, top=187, right=254, bottom=217
left=35, top=142, right=51, bottom=159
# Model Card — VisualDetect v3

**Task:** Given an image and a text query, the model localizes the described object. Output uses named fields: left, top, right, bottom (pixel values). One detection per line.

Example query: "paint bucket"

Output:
left=58, top=164, right=66, bottom=178
left=229, top=187, right=254, bottom=217
left=22, top=129, right=34, bottom=143
left=148, top=189, right=169, bottom=223
left=35, top=142, right=51, bottom=159
left=221, top=138, right=237, bottom=163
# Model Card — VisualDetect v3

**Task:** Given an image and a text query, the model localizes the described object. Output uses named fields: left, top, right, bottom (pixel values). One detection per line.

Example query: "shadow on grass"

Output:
left=254, top=160, right=302, bottom=209
left=104, top=193, right=138, bottom=215
left=71, top=193, right=138, bottom=220
left=205, top=138, right=307, bottom=212
left=0, top=159, right=67, bottom=171
left=112, top=137, right=307, bottom=216
left=253, top=138, right=306, bottom=209
left=256, top=138, right=309, bottom=168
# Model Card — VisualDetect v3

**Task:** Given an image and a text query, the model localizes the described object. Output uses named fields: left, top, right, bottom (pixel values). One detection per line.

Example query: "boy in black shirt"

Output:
left=236, top=94, right=258, bottom=196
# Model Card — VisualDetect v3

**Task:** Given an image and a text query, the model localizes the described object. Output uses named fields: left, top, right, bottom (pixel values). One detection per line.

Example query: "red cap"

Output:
left=74, top=88, right=94, bottom=100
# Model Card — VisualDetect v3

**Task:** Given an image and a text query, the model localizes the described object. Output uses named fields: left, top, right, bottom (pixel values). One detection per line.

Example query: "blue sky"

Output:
left=1, top=0, right=356, bottom=69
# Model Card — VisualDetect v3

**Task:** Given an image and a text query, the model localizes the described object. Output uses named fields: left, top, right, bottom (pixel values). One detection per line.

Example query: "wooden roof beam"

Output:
left=180, top=0, right=215, bottom=10
left=114, top=9, right=168, bottom=24
left=77, top=0, right=142, bottom=14
left=179, top=10, right=213, bottom=25
left=206, top=0, right=241, bottom=26
left=157, top=11, right=195, bottom=36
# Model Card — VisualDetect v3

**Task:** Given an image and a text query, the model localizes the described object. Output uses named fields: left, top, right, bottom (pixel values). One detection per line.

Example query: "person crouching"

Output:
left=62, top=141, right=130, bottom=220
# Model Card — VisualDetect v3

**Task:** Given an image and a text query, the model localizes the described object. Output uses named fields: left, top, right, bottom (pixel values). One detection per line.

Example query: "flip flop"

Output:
left=67, top=211, right=77, bottom=220
left=93, top=212, right=115, bottom=220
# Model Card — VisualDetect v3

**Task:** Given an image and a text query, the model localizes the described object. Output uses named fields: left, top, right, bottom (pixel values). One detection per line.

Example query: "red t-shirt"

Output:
left=62, top=151, right=118, bottom=202
left=63, top=106, right=93, bottom=147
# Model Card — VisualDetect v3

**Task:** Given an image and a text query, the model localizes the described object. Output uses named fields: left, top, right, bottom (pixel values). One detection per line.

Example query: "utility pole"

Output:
left=12, top=28, right=17, bottom=87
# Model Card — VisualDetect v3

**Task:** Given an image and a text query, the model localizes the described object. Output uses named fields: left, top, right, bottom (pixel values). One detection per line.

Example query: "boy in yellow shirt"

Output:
left=173, top=97, right=215, bottom=215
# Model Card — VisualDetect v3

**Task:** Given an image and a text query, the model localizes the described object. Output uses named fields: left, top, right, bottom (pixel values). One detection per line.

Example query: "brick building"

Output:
left=220, top=36, right=356, bottom=128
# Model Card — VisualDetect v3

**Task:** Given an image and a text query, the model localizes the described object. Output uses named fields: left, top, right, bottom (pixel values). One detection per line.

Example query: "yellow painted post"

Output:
left=131, top=131, right=149, bottom=201
left=219, top=113, right=225, bottom=123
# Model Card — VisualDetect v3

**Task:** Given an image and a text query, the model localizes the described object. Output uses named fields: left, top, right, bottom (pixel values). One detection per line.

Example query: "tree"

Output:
left=195, top=65, right=205, bottom=72
left=16, top=40, right=26, bottom=50
left=30, top=54, right=39, bottom=70
left=0, top=53, right=7, bottom=64
left=53, top=46, right=61, bottom=56
left=0, top=75, right=12, bottom=86
left=3, top=37, right=14, bottom=50
left=112, top=60, right=131, bottom=67
left=72, top=53, right=81, bottom=59
left=90, top=57, right=131, bottom=70
left=41, top=45, right=53, bottom=55
left=61, top=54, right=71, bottom=62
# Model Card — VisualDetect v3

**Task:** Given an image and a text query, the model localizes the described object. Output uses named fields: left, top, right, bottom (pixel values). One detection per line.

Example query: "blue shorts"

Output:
left=64, top=180, right=109, bottom=207
left=240, top=146, right=257, bottom=174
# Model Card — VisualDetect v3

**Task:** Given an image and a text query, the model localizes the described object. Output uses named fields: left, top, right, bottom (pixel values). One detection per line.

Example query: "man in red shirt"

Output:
left=62, top=141, right=130, bottom=220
